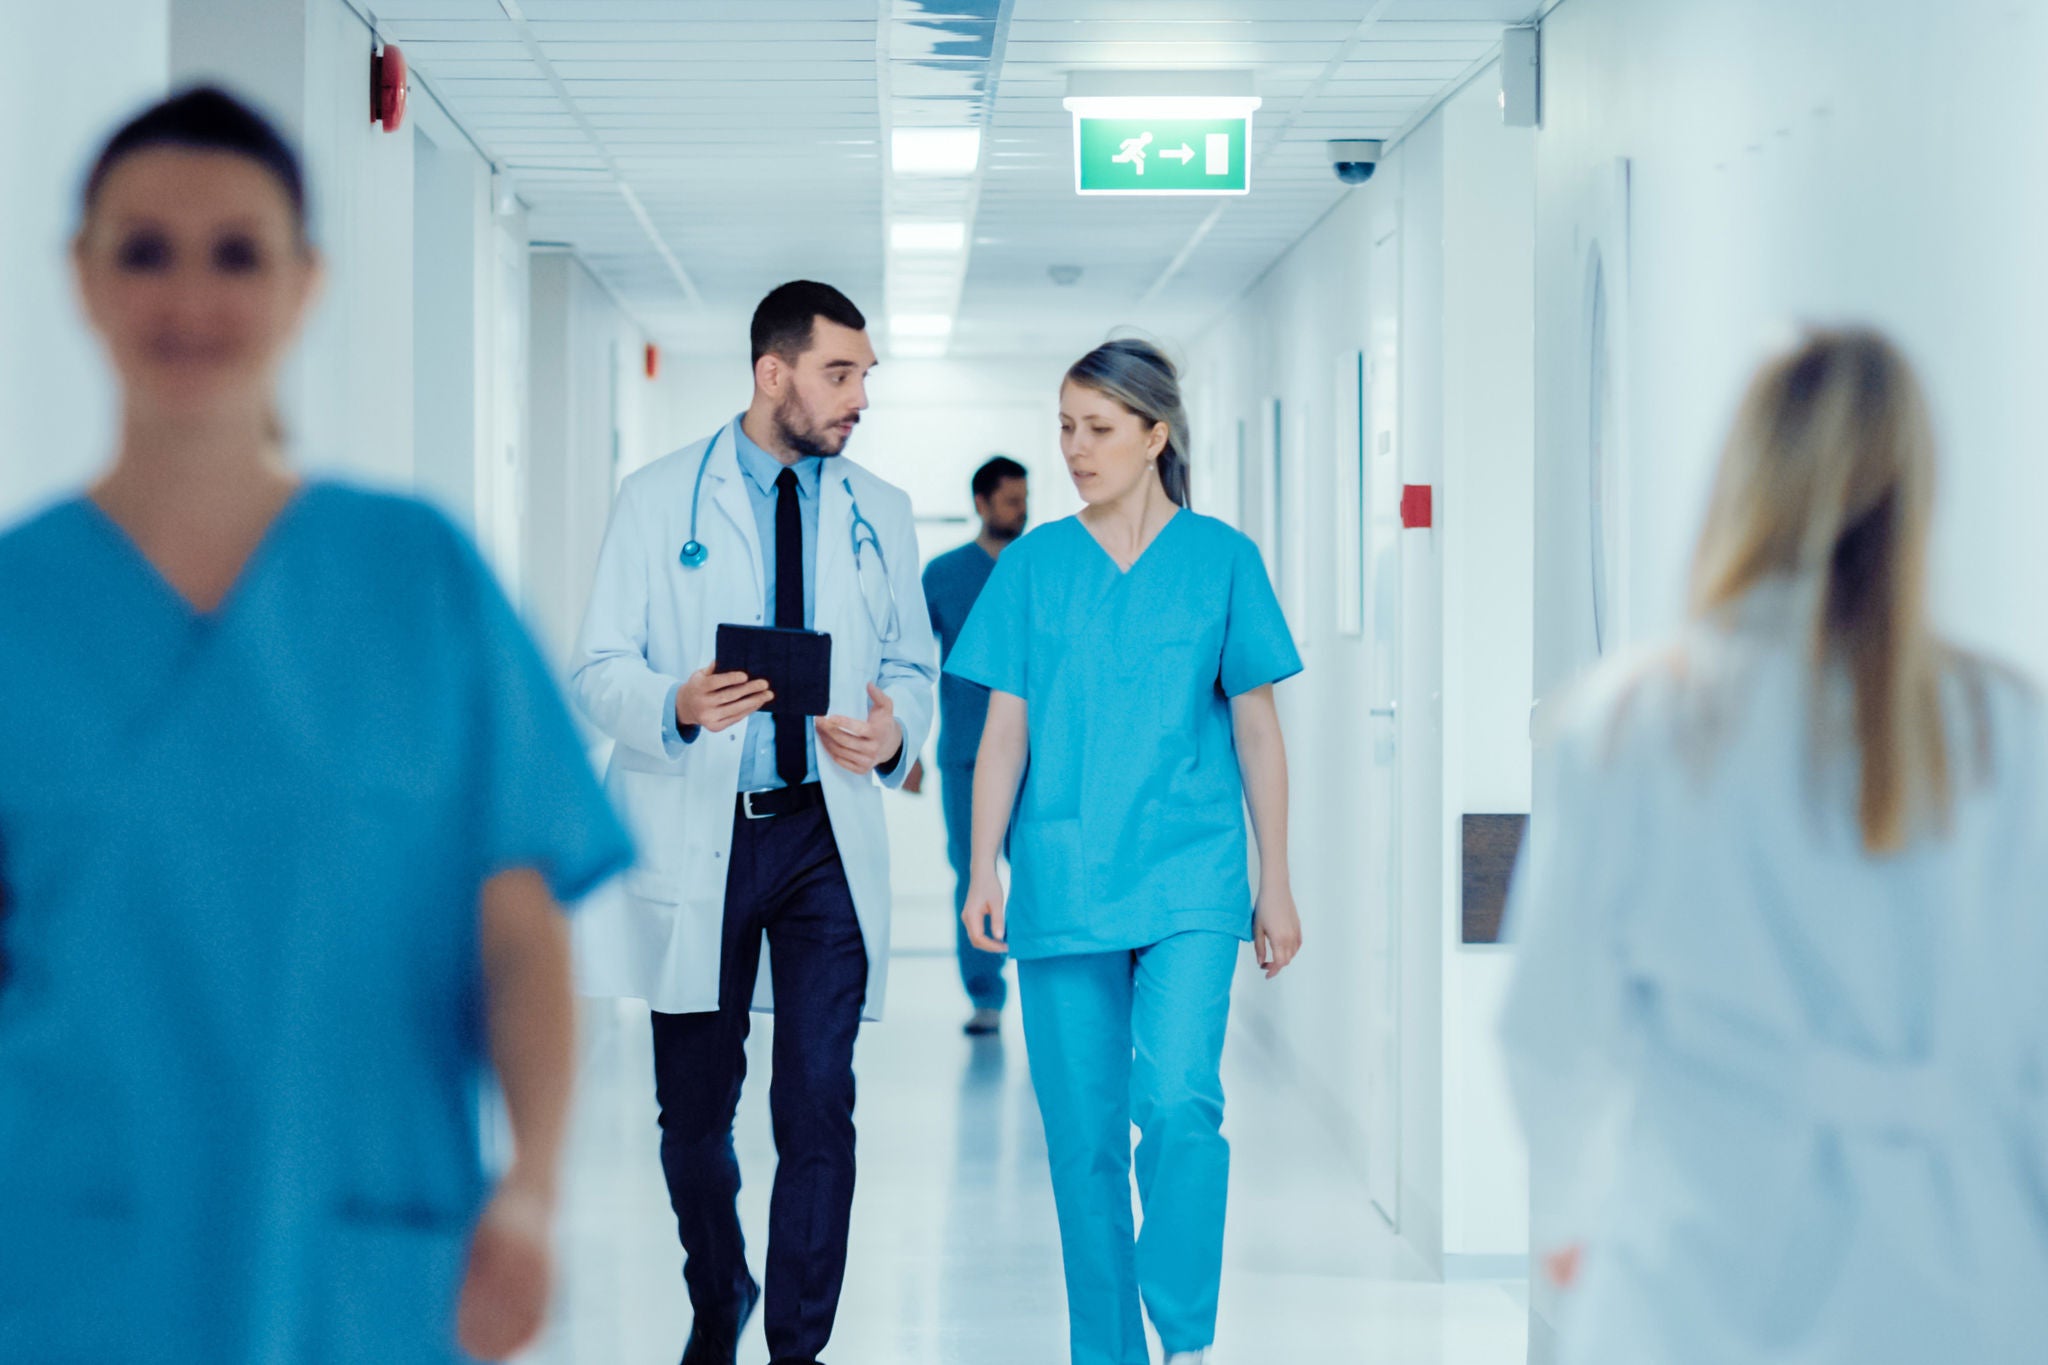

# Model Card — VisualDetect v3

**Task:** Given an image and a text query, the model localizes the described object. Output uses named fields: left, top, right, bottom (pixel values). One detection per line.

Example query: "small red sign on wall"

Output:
left=1400, top=483, right=1433, bottom=529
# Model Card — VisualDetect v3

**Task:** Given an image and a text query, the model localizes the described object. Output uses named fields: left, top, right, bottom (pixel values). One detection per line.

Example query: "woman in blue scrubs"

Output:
left=947, top=339, right=1303, bottom=1365
left=0, top=90, right=631, bottom=1362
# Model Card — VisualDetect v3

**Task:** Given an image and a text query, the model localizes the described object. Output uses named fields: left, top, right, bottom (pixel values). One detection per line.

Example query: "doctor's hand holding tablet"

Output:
left=678, top=632, right=904, bottom=774
left=674, top=662, right=773, bottom=731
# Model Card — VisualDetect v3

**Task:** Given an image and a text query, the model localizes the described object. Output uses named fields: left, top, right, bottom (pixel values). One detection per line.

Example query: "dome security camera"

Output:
left=1328, top=139, right=1384, bottom=186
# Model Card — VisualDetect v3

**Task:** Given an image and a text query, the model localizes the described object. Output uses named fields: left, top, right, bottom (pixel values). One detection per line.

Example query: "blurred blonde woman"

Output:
left=1500, top=327, right=2048, bottom=1364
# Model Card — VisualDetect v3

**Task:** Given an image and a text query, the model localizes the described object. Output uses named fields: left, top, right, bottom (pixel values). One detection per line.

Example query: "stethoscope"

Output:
left=679, top=427, right=901, bottom=643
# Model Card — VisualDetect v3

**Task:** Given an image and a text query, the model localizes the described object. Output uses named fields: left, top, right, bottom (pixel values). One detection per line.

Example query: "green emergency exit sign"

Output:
left=1074, top=116, right=1251, bottom=196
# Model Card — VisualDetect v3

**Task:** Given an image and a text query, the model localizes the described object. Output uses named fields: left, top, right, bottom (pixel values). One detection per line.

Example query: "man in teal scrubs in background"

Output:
left=921, top=455, right=1029, bottom=1035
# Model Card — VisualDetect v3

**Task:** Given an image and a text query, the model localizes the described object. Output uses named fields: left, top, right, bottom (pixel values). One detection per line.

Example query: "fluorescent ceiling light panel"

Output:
left=892, top=128, right=982, bottom=175
left=891, top=338, right=948, bottom=358
left=889, top=313, right=955, bottom=338
left=891, top=221, right=967, bottom=251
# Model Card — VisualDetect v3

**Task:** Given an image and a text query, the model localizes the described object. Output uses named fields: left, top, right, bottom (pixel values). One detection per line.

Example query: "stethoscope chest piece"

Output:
left=679, top=540, right=709, bottom=569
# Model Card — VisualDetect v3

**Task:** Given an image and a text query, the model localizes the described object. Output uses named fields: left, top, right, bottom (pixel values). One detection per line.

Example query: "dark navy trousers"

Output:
left=651, top=801, right=868, bottom=1365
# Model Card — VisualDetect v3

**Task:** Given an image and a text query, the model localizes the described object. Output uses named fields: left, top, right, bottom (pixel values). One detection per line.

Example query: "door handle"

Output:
left=1369, top=705, right=1397, bottom=719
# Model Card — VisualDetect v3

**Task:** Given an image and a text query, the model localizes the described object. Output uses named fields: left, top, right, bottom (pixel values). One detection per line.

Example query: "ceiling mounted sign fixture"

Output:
left=1062, top=71, right=1261, bottom=197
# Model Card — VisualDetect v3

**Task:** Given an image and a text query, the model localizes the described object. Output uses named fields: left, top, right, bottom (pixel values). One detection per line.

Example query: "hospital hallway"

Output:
left=9, top=1, right=2048, bottom=1363
left=517, top=897, right=1527, bottom=1365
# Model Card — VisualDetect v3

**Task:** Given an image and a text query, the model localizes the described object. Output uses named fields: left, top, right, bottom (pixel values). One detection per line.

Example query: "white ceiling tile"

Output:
left=374, top=1, right=507, bottom=19
left=1349, top=38, right=1500, bottom=61
left=538, top=41, right=882, bottom=63
left=1014, top=0, right=1380, bottom=18
left=1335, top=58, right=1484, bottom=81
left=1004, top=20, right=1365, bottom=42
left=516, top=1, right=878, bottom=18
left=1374, top=19, right=1525, bottom=41
left=398, top=0, right=1513, bottom=345
left=379, top=20, right=523, bottom=43
left=527, top=21, right=880, bottom=43
left=1384, top=0, right=1541, bottom=20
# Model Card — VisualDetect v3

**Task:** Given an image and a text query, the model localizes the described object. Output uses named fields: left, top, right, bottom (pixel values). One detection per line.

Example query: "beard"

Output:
left=985, top=515, right=1026, bottom=543
left=774, top=391, right=852, bottom=459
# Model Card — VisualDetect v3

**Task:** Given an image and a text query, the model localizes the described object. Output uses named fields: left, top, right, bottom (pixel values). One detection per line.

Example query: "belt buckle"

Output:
left=742, top=790, right=771, bottom=820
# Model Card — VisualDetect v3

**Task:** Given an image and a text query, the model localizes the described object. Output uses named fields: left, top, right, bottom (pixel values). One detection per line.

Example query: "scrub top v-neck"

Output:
left=0, top=480, right=632, bottom=1364
left=944, top=512, right=1302, bottom=959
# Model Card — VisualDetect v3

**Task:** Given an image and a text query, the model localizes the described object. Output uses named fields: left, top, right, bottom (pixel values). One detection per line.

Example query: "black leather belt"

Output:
left=737, top=782, right=825, bottom=820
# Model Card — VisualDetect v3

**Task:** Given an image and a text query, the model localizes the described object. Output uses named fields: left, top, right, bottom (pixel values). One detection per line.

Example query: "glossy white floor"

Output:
left=515, top=895, right=1527, bottom=1365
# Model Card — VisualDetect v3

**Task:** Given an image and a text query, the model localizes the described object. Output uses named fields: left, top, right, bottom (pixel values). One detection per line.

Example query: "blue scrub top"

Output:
left=945, top=512, right=1301, bottom=959
left=0, top=482, right=633, bottom=1363
left=922, top=539, right=999, bottom=769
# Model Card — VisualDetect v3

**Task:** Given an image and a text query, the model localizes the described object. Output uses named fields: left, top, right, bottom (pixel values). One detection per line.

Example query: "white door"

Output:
left=1362, top=218, right=1403, bottom=1227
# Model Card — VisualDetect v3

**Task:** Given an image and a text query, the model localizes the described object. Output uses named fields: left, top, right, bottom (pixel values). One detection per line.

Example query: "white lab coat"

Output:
left=1500, top=580, right=2048, bottom=1364
left=567, top=421, right=937, bottom=1019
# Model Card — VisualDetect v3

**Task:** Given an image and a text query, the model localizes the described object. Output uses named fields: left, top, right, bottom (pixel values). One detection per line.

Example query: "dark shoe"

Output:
left=963, top=1007, right=1002, bottom=1036
left=680, top=1276, right=760, bottom=1365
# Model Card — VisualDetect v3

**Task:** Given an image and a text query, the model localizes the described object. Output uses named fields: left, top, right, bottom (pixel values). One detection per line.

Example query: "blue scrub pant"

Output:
left=941, top=762, right=1008, bottom=1011
left=1018, top=931, right=1239, bottom=1364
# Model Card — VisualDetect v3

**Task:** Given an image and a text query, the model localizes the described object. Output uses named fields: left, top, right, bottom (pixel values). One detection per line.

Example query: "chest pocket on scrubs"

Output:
left=1137, top=621, right=1224, bottom=731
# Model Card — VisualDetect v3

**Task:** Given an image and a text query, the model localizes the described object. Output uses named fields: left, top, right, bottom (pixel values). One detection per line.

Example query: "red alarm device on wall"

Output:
left=372, top=43, right=409, bottom=131
left=1400, top=483, right=1434, bottom=530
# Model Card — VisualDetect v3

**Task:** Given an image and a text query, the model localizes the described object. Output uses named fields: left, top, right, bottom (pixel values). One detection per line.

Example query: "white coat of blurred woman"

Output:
left=1500, top=326, right=2048, bottom=1365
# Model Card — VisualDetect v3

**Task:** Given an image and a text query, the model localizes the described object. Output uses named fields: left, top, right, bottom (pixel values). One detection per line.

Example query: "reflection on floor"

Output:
left=516, top=897, right=1527, bottom=1365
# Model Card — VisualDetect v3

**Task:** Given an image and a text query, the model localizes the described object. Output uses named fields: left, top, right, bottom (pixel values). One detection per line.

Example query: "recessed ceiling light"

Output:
left=891, top=337, right=948, bottom=359
left=891, top=221, right=967, bottom=251
left=889, top=314, right=954, bottom=338
left=892, top=127, right=982, bottom=176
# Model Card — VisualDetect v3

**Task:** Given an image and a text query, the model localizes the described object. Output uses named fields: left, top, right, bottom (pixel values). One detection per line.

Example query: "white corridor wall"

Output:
left=0, top=1, right=169, bottom=525
left=525, top=251, right=697, bottom=667
left=1190, top=66, right=1536, bottom=1274
left=1528, top=0, right=2048, bottom=1355
left=171, top=0, right=416, bottom=489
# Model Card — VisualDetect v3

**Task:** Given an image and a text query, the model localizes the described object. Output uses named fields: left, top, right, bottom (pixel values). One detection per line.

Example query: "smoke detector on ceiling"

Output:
left=1048, top=264, right=1084, bottom=287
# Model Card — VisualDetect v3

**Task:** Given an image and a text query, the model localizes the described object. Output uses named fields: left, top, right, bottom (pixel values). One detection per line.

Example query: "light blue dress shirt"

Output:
left=663, top=418, right=820, bottom=790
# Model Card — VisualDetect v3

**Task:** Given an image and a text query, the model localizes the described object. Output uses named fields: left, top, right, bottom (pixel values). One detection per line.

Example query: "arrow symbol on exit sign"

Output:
left=1161, top=143, right=1196, bottom=165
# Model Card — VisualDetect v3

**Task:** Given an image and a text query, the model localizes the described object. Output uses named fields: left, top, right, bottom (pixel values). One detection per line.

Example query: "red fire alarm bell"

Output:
left=1400, top=484, right=1434, bottom=529
left=372, top=44, right=409, bottom=131
left=645, top=344, right=661, bottom=381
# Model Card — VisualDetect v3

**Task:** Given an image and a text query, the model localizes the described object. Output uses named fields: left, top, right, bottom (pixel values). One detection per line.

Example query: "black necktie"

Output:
left=774, top=467, right=806, bottom=787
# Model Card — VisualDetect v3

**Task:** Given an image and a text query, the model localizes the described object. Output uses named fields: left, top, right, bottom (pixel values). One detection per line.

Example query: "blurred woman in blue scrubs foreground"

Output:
left=1501, top=328, right=2048, bottom=1363
left=0, top=89, right=631, bottom=1362
left=948, top=339, right=1303, bottom=1365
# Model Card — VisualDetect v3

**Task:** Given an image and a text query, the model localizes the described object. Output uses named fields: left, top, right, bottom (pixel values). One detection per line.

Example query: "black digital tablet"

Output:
left=714, top=623, right=832, bottom=717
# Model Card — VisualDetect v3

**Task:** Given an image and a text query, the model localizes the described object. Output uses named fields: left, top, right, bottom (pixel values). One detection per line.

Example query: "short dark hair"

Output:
left=82, top=86, right=308, bottom=239
left=972, top=456, right=1029, bottom=501
left=751, top=280, right=867, bottom=366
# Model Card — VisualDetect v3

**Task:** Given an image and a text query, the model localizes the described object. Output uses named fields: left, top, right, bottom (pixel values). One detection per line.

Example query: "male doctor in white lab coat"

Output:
left=568, top=281, right=937, bottom=1365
